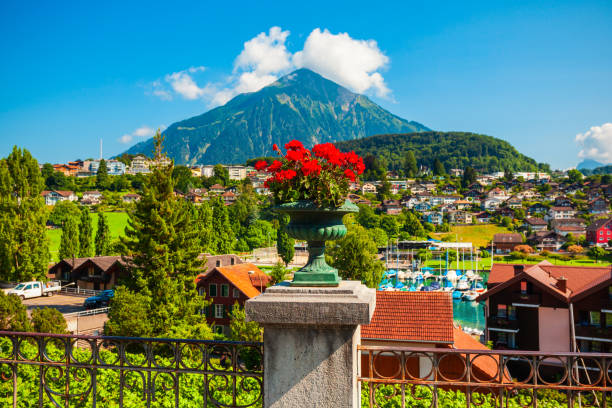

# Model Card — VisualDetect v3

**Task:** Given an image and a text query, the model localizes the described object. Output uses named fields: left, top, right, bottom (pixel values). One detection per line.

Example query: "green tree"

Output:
left=327, top=224, right=384, bottom=288
left=276, top=214, right=295, bottom=266
left=462, top=167, right=476, bottom=187
left=41, top=163, right=54, bottom=183
left=96, top=159, right=109, bottom=189
left=0, top=292, right=31, bottom=331
left=367, top=227, right=388, bottom=247
left=59, top=215, right=79, bottom=261
left=380, top=215, right=400, bottom=237
left=501, top=216, right=512, bottom=228
left=48, top=200, right=80, bottom=227
left=104, top=286, right=151, bottom=337
left=588, top=246, right=606, bottom=263
left=567, top=169, right=583, bottom=184
left=404, top=150, right=418, bottom=178
left=269, top=261, right=288, bottom=285
left=504, top=168, right=513, bottom=181
left=229, top=302, right=262, bottom=342
left=95, top=212, right=111, bottom=256
left=403, top=211, right=426, bottom=237
left=30, top=308, right=68, bottom=334
left=0, top=147, right=50, bottom=281
left=356, top=204, right=380, bottom=229
left=172, top=165, right=195, bottom=193
left=78, top=208, right=93, bottom=257
left=115, top=131, right=212, bottom=339
left=195, top=202, right=213, bottom=253
left=433, top=158, right=446, bottom=176
left=377, top=176, right=391, bottom=201
left=213, top=164, right=229, bottom=186
left=211, top=197, right=235, bottom=254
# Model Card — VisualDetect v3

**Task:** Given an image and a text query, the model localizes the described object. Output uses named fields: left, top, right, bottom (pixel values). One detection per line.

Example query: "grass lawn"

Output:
left=423, top=255, right=611, bottom=270
left=47, top=211, right=129, bottom=261
left=429, top=224, right=511, bottom=248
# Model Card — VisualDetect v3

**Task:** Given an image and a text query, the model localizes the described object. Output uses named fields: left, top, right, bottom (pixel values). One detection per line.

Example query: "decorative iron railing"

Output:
left=358, top=345, right=612, bottom=408
left=0, top=331, right=263, bottom=408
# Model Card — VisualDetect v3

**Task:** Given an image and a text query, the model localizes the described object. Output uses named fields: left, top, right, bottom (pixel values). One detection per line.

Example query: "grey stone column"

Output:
left=245, top=280, right=376, bottom=408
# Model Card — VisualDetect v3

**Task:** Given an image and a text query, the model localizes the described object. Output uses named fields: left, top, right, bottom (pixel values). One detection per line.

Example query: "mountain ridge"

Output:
left=123, top=68, right=429, bottom=165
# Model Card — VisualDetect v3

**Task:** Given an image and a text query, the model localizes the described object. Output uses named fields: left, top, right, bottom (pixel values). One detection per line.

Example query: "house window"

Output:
left=221, top=284, right=229, bottom=297
left=606, top=313, right=612, bottom=328
left=520, top=281, right=527, bottom=294
left=590, top=311, right=601, bottom=326
left=508, top=305, right=517, bottom=321
left=214, top=325, right=224, bottom=335
left=609, top=286, right=612, bottom=300
left=209, top=284, right=217, bottom=297
left=233, top=288, right=240, bottom=298
left=496, top=332, right=507, bottom=345
left=88, top=266, right=95, bottom=277
left=216, top=260, right=221, bottom=267
left=497, top=304, right=507, bottom=319
left=231, top=258, right=235, bottom=265
left=215, top=304, right=224, bottom=319
left=198, top=287, right=205, bottom=296
left=591, top=341, right=602, bottom=352
left=581, top=340, right=590, bottom=352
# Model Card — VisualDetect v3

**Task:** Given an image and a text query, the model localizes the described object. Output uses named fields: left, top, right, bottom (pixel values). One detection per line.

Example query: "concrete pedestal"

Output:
left=245, top=281, right=376, bottom=408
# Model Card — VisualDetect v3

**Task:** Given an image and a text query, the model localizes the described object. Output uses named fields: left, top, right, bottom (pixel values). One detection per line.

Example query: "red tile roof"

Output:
left=197, top=263, right=271, bottom=299
left=480, top=262, right=612, bottom=302
left=361, top=291, right=453, bottom=343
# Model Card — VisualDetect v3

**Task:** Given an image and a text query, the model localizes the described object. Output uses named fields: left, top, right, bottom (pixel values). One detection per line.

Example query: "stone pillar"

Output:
left=246, top=281, right=375, bottom=408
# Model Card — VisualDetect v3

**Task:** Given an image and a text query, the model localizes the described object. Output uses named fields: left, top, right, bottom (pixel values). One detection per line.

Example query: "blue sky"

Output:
left=0, top=0, right=610, bottom=169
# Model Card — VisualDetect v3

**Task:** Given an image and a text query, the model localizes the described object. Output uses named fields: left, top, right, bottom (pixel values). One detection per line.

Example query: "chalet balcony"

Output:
left=511, top=291, right=541, bottom=305
left=487, top=316, right=519, bottom=331
left=574, top=324, right=612, bottom=339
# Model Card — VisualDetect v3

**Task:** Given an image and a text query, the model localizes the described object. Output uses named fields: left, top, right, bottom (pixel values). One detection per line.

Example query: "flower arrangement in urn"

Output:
left=255, top=140, right=364, bottom=286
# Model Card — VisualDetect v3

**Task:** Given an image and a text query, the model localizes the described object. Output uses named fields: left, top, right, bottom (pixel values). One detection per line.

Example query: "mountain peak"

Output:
left=122, top=70, right=429, bottom=165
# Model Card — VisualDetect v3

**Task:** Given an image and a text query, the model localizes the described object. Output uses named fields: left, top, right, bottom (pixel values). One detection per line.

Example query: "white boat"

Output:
left=456, top=277, right=469, bottom=291
left=462, top=290, right=478, bottom=301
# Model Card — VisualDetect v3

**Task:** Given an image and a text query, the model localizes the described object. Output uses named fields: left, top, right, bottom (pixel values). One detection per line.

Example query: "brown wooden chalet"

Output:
left=48, top=256, right=127, bottom=290
left=195, top=263, right=271, bottom=336
left=477, top=262, right=612, bottom=354
left=492, top=233, right=523, bottom=254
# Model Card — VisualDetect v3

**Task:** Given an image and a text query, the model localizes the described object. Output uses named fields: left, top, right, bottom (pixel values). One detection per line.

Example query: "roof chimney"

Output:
left=513, top=265, right=524, bottom=276
left=557, top=276, right=567, bottom=293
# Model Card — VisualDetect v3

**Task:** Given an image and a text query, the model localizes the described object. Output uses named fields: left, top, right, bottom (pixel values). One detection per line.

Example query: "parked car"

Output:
left=83, top=290, right=115, bottom=309
left=4, top=281, right=61, bottom=300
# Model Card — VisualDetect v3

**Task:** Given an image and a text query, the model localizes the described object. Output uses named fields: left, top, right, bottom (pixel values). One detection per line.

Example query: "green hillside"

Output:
left=47, top=211, right=129, bottom=262
left=335, top=132, right=549, bottom=174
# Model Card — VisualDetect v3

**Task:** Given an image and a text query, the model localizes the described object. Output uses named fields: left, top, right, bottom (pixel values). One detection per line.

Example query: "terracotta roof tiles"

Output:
left=361, top=291, right=453, bottom=343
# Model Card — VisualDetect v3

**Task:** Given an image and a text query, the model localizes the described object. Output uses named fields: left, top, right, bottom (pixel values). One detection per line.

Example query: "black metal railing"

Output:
left=359, top=345, right=612, bottom=407
left=0, top=331, right=263, bottom=408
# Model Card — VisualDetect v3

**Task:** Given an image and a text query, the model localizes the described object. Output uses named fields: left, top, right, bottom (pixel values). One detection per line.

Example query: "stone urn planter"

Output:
left=276, top=199, right=359, bottom=286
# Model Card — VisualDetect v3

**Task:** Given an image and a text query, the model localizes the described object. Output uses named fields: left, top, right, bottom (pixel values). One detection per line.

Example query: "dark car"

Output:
left=83, top=290, right=115, bottom=309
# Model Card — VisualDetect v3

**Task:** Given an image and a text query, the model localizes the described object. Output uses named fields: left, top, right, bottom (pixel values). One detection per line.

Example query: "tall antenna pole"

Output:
left=100, top=139, right=103, bottom=160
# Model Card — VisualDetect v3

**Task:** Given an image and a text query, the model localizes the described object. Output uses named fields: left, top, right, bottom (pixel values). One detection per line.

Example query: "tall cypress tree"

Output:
left=96, top=159, right=108, bottom=189
left=404, top=150, right=418, bottom=178
left=433, top=158, right=446, bottom=176
left=276, top=214, right=294, bottom=266
left=0, top=147, right=50, bottom=281
left=114, top=131, right=211, bottom=339
left=95, top=212, right=110, bottom=256
left=78, top=208, right=93, bottom=257
left=211, top=197, right=235, bottom=254
left=59, top=216, right=79, bottom=261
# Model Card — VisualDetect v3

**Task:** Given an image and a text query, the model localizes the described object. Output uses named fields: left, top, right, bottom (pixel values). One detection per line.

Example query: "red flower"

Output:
left=301, top=159, right=321, bottom=176
left=312, top=142, right=343, bottom=166
left=286, top=149, right=305, bottom=162
left=344, top=169, right=356, bottom=181
left=267, top=160, right=283, bottom=172
left=283, top=169, right=297, bottom=180
left=254, top=160, right=268, bottom=171
left=284, top=140, right=304, bottom=151
left=272, top=144, right=280, bottom=152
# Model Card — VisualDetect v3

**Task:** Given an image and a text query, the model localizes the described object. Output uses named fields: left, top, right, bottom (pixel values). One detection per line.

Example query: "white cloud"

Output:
left=165, top=66, right=207, bottom=100
left=576, top=123, right=612, bottom=164
left=149, top=27, right=392, bottom=105
left=119, top=125, right=160, bottom=144
left=293, top=28, right=390, bottom=97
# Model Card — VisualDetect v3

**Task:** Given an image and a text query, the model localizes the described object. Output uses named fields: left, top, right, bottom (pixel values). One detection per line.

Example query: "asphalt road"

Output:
left=23, top=294, right=87, bottom=315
